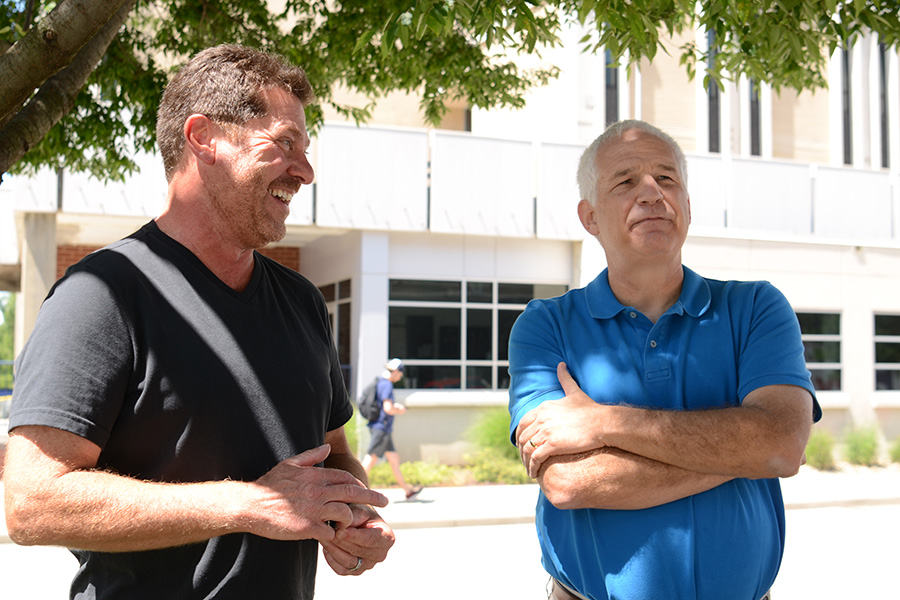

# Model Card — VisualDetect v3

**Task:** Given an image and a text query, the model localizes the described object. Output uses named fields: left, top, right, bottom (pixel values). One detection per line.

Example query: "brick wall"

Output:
left=56, top=244, right=301, bottom=279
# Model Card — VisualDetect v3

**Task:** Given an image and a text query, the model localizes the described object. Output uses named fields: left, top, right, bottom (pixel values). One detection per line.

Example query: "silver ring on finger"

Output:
left=348, top=557, right=363, bottom=572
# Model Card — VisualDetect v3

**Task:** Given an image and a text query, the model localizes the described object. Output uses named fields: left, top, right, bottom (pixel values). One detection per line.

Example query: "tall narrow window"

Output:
left=707, top=30, right=720, bottom=153
left=879, top=42, right=890, bottom=169
left=605, top=49, right=619, bottom=126
left=319, top=279, right=353, bottom=389
left=842, top=47, right=853, bottom=165
left=875, top=314, right=900, bottom=390
left=796, top=313, right=842, bottom=391
left=749, top=79, right=761, bottom=156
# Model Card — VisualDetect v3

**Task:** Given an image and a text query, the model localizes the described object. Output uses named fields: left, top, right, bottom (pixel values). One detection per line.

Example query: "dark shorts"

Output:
left=366, top=427, right=396, bottom=457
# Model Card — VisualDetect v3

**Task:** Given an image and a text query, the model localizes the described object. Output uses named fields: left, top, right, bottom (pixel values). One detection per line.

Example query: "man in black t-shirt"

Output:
left=4, top=44, right=395, bottom=600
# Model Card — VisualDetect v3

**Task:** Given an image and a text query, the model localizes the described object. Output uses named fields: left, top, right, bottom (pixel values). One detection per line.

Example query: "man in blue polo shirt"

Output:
left=508, top=120, right=820, bottom=600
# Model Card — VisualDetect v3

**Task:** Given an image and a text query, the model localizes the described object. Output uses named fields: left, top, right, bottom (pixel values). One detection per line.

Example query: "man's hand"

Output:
left=321, top=503, right=396, bottom=576
left=246, top=444, right=389, bottom=543
left=515, top=362, right=607, bottom=478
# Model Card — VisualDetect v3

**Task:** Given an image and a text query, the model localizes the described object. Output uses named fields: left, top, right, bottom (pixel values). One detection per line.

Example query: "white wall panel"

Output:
left=730, top=159, right=812, bottom=235
left=685, top=155, right=727, bottom=228
left=814, top=167, right=893, bottom=239
left=430, top=133, right=535, bottom=237
left=62, top=152, right=167, bottom=217
left=315, top=124, right=428, bottom=231
left=536, top=142, right=585, bottom=240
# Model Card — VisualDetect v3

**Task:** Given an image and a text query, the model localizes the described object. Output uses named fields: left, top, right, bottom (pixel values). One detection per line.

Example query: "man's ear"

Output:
left=577, top=199, right=600, bottom=236
left=183, top=114, right=218, bottom=166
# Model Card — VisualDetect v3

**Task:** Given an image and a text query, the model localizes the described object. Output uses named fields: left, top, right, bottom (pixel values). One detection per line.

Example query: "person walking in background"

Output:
left=362, top=359, right=423, bottom=501
left=508, top=119, right=821, bottom=600
left=3, top=44, right=394, bottom=600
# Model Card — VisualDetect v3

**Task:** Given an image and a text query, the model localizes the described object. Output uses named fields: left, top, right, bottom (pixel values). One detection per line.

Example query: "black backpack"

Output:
left=357, top=377, right=382, bottom=422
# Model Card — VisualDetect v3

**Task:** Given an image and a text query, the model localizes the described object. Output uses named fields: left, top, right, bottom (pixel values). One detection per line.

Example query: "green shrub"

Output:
left=465, top=407, right=519, bottom=462
left=889, top=438, right=900, bottom=464
left=344, top=412, right=359, bottom=455
left=805, top=429, right=836, bottom=471
left=367, top=460, right=458, bottom=488
left=465, top=447, right=531, bottom=485
left=843, top=427, right=880, bottom=466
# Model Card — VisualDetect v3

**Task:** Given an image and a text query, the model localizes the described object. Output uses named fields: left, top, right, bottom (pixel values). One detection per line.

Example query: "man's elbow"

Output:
left=4, top=496, right=44, bottom=546
left=538, top=464, right=588, bottom=510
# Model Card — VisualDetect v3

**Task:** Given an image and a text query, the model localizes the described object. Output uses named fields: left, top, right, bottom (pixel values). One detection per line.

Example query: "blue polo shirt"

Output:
left=508, top=267, right=818, bottom=600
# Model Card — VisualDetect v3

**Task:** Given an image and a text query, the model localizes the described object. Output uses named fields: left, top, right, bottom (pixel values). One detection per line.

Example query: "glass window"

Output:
left=319, top=280, right=352, bottom=389
left=605, top=49, right=618, bottom=127
left=388, top=279, right=567, bottom=389
left=389, top=307, right=460, bottom=360
left=390, top=279, right=460, bottom=302
left=875, top=314, right=900, bottom=390
left=467, top=281, right=493, bottom=303
left=796, top=312, right=841, bottom=391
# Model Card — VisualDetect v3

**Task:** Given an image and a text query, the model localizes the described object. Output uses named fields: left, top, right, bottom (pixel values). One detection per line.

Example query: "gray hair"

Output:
left=576, top=120, right=687, bottom=205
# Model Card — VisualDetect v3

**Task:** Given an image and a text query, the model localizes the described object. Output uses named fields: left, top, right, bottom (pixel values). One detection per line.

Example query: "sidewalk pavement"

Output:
left=2, top=463, right=898, bottom=543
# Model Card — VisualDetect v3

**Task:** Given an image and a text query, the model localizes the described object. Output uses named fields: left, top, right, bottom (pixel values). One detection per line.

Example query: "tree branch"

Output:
left=0, top=0, right=131, bottom=126
left=0, top=0, right=137, bottom=183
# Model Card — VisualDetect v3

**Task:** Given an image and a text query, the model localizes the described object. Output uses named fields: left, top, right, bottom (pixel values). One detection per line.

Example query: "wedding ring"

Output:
left=348, top=557, right=363, bottom=572
left=529, top=438, right=537, bottom=448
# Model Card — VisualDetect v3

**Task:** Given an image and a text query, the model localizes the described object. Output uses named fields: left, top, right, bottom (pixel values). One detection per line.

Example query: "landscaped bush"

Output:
left=843, top=427, right=880, bottom=467
left=889, top=438, right=900, bottom=464
left=367, top=460, right=459, bottom=488
left=465, top=407, right=519, bottom=462
left=463, top=408, right=530, bottom=484
left=805, top=428, right=836, bottom=471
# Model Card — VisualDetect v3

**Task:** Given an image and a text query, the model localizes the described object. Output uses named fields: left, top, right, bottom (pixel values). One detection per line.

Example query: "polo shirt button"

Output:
left=629, top=311, right=637, bottom=318
left=650, top=340, right=658, bottom=348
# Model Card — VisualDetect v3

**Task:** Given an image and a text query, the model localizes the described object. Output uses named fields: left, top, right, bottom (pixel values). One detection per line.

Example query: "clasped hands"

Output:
left=251, top=444, right=395, bottom=576
left=515, top=362, right=609, bottom=479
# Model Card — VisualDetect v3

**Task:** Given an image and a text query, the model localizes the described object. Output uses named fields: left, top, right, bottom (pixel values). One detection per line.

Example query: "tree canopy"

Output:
left=1, top=0, right=898, bottom=183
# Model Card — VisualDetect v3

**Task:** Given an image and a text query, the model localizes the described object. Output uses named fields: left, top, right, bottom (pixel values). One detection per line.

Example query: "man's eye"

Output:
left=279, top=139, right=293, bottom=150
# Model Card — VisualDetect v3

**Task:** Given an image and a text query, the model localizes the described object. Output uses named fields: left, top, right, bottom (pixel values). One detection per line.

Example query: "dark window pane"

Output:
left=467, top=282, right=493, bottom=303
left=498, top=283, right=567, bottom=304
left=407, top=365, right=463, bottom=389
left=465, top=366, right=492, bottom=389
left=320, top=283, right=335, bottom=302
left=876, top=369, right=900, bottom=390
left=390, top=280, right=461, bottom=302
left=810, top=369, right=841, bottom=391
left=797, top=313, right=840, bottom=335
left=497, top=365, right=511, bottom=390
left=389, top=307, right=460, bottom=359
left=338, top=279, right=351, bottom=299
left=875, top=315, right=900, bottom=336
left=497, top=309, right=523, bottom=360
left=337, top=303, right=351, bottom=364
left=875, top=342, right=900, bottom=363
left=467, top=309, right=492, bottom=360
left=803, top=341, right=841, bottom=363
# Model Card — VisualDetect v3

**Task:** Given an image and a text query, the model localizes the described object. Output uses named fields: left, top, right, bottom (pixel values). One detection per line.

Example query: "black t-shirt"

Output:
left=10, top=221, right=353, bottom=599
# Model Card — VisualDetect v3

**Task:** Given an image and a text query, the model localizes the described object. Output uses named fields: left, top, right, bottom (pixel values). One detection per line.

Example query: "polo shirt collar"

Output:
left=585, top=266, right=711, bottom=320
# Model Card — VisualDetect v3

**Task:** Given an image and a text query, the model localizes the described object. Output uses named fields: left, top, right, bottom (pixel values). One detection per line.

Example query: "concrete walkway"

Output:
left=4, top=463, right=898, bottom=543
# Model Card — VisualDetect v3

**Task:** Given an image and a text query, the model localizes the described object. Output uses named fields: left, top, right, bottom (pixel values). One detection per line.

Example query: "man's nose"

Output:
left=290, top=152, right=315, bottom=185
left=636, top=174, right=663, bottom=204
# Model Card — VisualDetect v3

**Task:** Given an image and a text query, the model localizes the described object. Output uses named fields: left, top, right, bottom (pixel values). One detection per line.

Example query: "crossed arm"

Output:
left=3, top=424, right=395, bottom=576
left=514, top=363, right=814, bottom=511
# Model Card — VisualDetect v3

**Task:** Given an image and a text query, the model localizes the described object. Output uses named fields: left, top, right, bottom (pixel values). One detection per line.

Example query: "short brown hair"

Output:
left=156, top=44, right=315, bottom=179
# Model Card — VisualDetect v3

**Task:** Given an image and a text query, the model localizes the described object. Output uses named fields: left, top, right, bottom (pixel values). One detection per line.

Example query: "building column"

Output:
left=14, top=212, right=56, bottom=355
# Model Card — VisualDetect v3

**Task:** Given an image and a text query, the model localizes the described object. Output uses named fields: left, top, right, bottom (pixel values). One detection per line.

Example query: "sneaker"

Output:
left=405, top=486, right=423, bottom=500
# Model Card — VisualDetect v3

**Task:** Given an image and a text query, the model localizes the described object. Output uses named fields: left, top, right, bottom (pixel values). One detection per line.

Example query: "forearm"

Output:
left=537, top=447, right=732, bottom=511
left=604, top=386, right=812, bottom=479
left=5, top=469, right=252, bottom=551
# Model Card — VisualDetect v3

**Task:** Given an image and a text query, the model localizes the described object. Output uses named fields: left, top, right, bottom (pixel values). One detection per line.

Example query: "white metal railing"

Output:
left=4, top=123, right=899, bottom=245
